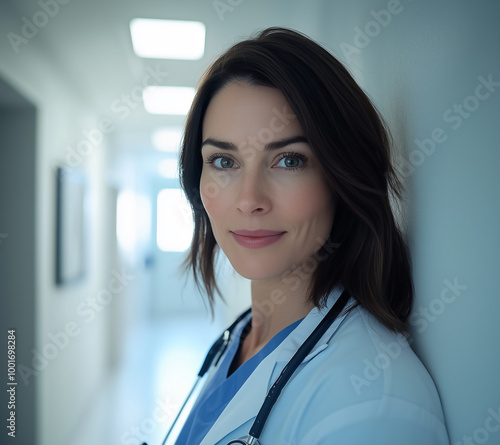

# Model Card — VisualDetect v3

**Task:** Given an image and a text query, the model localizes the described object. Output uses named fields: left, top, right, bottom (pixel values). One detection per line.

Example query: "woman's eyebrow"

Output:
left=201, top=138, right=237, bottom=151
left=201, top=135, right=308, bottom=151
left=265, top=135, right=308, bottom=151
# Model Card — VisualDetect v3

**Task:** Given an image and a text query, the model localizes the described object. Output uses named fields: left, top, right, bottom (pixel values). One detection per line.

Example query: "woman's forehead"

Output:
left=202, top=81, right=303, bottom=143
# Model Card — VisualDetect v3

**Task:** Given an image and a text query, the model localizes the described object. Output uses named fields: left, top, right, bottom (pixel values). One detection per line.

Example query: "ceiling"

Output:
left=4, top=0, right=334, bottom=181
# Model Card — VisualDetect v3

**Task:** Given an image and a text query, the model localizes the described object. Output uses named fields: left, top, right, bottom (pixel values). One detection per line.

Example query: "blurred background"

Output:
left=0, top=0, right=499, bottom=444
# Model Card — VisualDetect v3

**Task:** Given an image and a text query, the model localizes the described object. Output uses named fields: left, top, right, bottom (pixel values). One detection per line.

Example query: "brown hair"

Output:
left=179, top=27, right=412, bottom=333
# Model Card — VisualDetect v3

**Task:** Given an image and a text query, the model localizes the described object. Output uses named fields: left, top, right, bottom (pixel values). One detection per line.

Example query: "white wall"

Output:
left=318, top=0, right=500, bottom=442
left=0, top=3, right=116, bottom=444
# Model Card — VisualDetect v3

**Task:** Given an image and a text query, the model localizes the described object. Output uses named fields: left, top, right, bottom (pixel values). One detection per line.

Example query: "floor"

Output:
left=68, top=314, right=224, bottom=445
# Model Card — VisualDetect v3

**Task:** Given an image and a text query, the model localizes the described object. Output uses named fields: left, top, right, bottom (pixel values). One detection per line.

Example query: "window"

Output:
left=157, top=189, right=194, bottom=252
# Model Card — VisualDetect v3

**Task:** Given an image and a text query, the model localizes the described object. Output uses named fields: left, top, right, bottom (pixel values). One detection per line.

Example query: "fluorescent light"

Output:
left=152, top=127, right=183, bottom=152
left=143, top=86, right=195, bottom=115
left=130, top=19, right=205, bottom=60
left=158, top=159, right=179, bottom=178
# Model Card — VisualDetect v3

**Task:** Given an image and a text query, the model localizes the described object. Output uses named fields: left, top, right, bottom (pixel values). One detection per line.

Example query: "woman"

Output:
left=176, top=27, right=449, bottom=444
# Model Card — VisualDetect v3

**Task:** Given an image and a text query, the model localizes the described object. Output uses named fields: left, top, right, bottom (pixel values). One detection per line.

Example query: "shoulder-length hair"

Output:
left=179, top=27, right=412, bottom=333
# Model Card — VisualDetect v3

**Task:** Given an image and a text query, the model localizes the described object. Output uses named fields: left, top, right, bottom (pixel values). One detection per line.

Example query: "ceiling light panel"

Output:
left=130, top=18, right=205, bottom=60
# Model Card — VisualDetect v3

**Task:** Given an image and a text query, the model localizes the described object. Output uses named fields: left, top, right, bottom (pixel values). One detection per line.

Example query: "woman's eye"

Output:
left=275, top=155, right=305, bottom=169
left=212, top=156, right=235, bottom=169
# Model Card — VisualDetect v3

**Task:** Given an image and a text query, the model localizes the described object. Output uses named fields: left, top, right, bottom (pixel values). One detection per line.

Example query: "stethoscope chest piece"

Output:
left=227, top=436, right=261, bottom=445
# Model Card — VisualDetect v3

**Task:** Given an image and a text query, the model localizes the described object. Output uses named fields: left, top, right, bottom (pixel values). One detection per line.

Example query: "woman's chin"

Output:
left=228, top=260, right=282, bottom=282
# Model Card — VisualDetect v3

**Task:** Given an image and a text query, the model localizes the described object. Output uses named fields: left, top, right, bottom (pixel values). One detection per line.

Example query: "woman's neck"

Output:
left=237, top=276, right=315, bottom=365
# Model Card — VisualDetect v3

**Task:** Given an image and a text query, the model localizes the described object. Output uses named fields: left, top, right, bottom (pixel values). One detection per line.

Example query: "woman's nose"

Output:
left=236, top=170, right=272, bottom=215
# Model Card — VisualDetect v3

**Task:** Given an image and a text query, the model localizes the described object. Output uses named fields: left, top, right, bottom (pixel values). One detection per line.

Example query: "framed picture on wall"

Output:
left=55, top=167, right=87, bottom=285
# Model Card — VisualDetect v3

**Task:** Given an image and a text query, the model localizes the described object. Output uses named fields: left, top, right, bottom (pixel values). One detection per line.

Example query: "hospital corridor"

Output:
left=1, top=1, right=499, bottom=444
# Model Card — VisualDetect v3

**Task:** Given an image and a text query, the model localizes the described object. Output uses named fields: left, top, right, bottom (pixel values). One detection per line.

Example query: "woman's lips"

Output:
left=230, top=230, right=286, bottom=249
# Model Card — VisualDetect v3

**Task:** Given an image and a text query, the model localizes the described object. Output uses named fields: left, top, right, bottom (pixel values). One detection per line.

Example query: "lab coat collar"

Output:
left=200, top=287, right=352, bottom=445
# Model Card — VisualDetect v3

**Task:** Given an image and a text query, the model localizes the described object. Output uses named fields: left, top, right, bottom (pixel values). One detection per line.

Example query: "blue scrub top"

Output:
left=175, top=317, right=302, bottom=445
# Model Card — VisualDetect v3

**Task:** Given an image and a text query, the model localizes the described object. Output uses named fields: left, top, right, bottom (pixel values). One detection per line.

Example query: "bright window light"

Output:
left=152, top=127, right=183, bottom=152
left=117, top=190, right=136, bottom=253
left=158, top=159, right=179, bottom=179
left=130, top=19, right=205, bottom=60
left=117, top=190, right=151, bottom=255
left=143, top=86, right=195, bottom=115
left=157, top=189, right=193, bottom=252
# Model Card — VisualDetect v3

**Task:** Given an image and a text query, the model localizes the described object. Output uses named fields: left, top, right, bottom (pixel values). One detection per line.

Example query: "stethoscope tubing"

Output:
left=155, top=290, right=349, bottom=445
left=246, top=289, right=350, bottom=441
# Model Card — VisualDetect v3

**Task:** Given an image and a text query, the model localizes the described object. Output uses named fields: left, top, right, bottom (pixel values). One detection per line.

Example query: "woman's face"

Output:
left=200, top=81, right=335, bottom=281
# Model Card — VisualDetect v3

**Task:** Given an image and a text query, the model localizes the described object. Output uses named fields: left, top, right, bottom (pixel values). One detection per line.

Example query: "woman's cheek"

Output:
left=200, top=172, right=230, bottom=217
left=285, top=181, right=334, bottom=226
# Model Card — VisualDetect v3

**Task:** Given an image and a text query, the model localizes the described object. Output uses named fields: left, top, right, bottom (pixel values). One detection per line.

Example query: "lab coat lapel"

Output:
left=275, top=287, right=348, bottom=365
left=200, top=288, right=349, bottom=445
left=199, top=344, right=280, bottom=445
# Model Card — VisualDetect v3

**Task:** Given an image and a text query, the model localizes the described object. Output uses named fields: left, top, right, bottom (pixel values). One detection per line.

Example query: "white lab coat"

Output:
left=198, top=288, right=450, bottom=445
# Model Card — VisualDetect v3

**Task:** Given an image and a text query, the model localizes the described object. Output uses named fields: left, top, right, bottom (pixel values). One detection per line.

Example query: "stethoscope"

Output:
left=143, top=289, right=350, bottom=445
